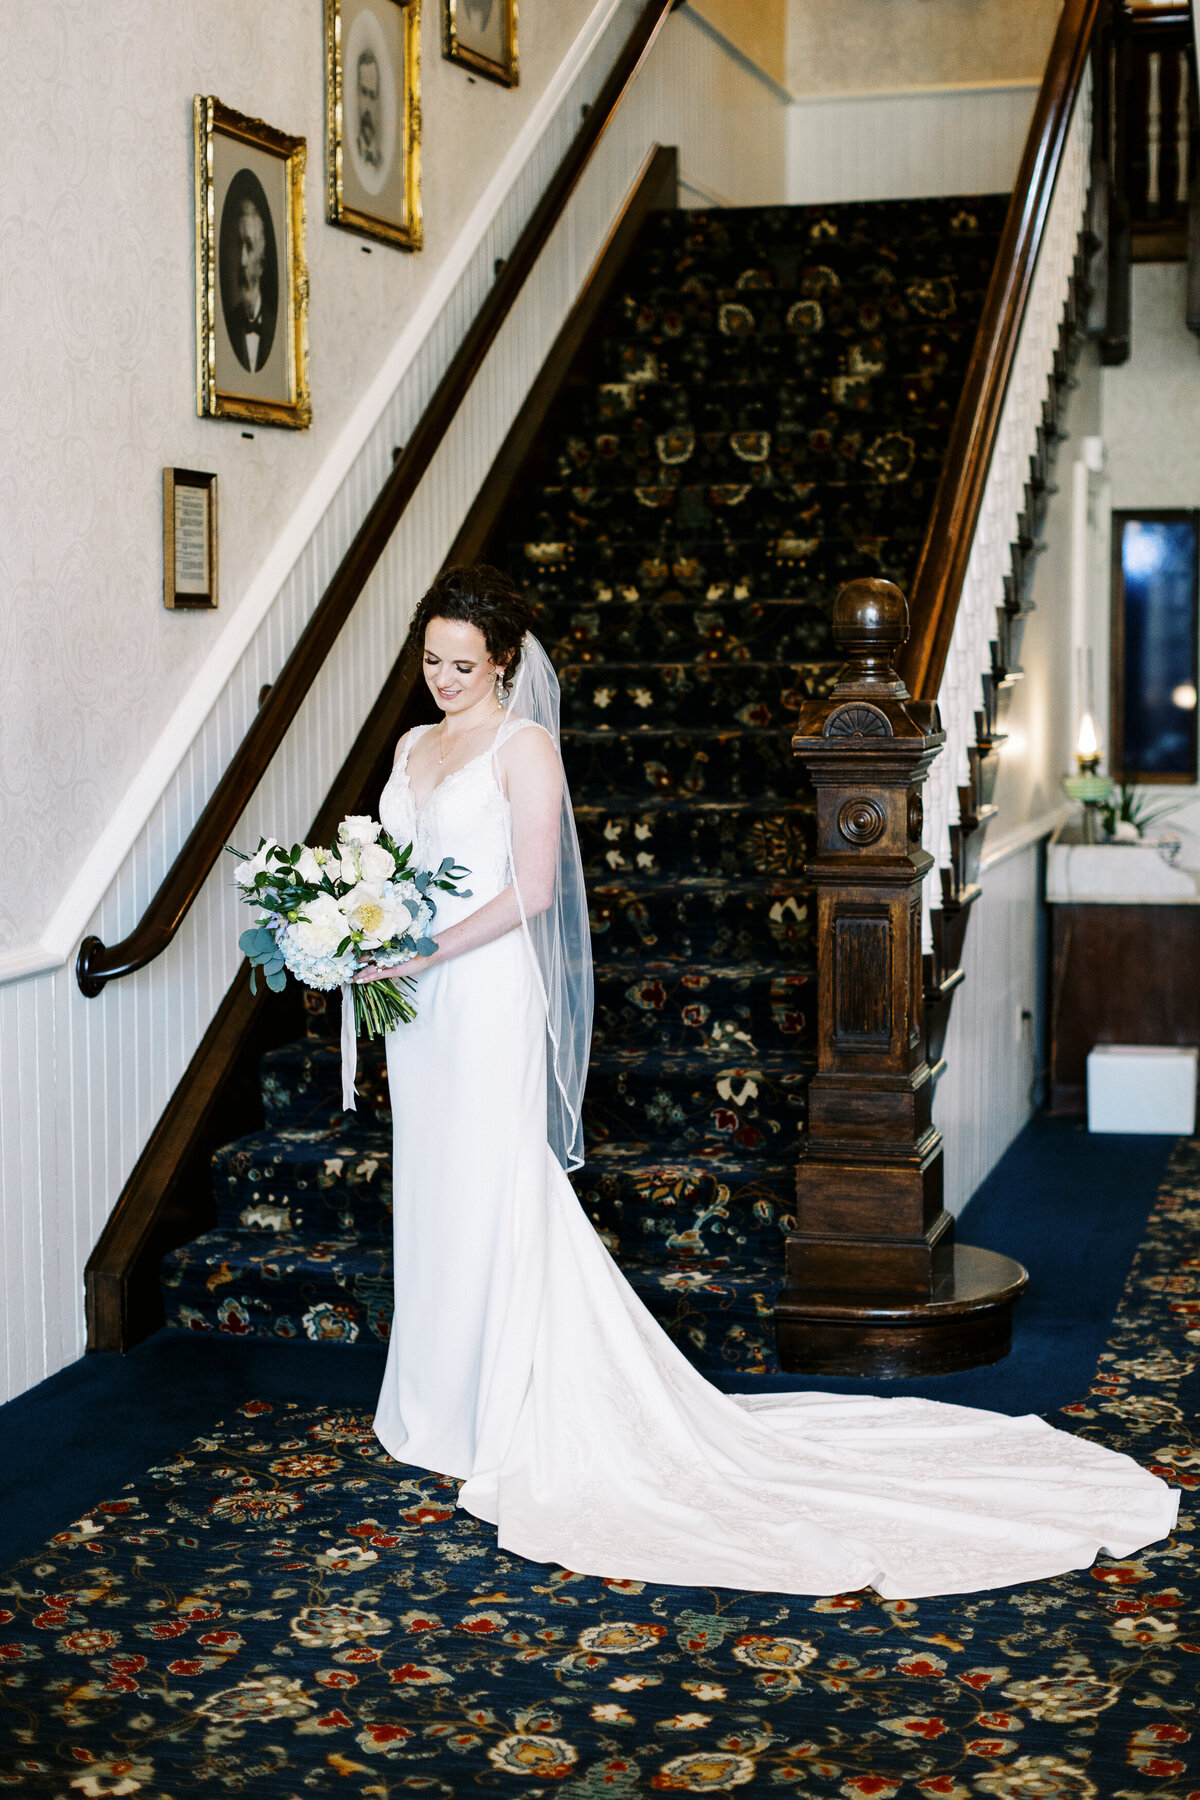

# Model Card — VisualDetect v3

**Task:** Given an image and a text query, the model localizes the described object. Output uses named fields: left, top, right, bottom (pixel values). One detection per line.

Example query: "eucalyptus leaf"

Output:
left=265, top=968, right=288, bottom=992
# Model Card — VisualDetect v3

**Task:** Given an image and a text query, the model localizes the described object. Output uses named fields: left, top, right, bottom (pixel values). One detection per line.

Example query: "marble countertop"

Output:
left=1047, top=842, right=1200, bottom=904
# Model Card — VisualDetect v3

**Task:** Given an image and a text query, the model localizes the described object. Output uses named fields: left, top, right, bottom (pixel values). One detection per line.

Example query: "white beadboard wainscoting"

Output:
left=787, top=82, right=1038, bottom=205
left=0, top=3, right=794, bottom=1405
left=934, top=839, right=1044, bottom=1217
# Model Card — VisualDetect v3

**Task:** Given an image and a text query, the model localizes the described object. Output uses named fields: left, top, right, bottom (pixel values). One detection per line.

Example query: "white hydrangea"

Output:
left=281, top=892, right=354, bottom=986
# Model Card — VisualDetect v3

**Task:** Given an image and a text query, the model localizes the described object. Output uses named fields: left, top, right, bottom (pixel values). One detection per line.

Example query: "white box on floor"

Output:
left=1087, top=1044, right=1198, bottom=1135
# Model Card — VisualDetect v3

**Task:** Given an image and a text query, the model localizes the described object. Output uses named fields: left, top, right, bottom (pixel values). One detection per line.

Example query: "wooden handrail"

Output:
left=76, top=0, right=681, bottom=997
left=899, top=0, right=1102, bottom=701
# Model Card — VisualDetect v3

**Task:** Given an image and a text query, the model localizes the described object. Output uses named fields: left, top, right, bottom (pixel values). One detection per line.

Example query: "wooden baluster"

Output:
left=777, top=580, right=1027, bottom=1377
left=1176, top=49, right=1190, bottom=208
left=1147, top=49, right=1162, bottom=216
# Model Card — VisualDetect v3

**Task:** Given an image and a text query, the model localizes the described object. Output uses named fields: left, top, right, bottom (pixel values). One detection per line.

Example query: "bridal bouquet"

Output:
left=228, top=816, right=469, bottom=1106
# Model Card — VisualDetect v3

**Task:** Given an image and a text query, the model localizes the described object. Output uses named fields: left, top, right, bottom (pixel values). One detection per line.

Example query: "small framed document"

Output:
left=163, top=468, right=218, bottom=609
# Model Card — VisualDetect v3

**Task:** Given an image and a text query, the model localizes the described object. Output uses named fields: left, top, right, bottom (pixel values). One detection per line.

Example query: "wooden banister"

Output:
left=84, top=140, right=681, bottom=1352
left=76, top=0, right=681, bottom=998
left=899, top=0, right=1103, bottom=701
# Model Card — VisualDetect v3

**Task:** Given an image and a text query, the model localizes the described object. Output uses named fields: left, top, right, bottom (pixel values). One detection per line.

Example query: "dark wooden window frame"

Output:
left=1110, top=504, right=1200, bottom=784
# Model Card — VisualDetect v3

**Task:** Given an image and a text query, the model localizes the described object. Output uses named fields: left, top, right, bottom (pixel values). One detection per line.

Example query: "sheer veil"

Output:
left=494, top=634, right=593, bottom=1172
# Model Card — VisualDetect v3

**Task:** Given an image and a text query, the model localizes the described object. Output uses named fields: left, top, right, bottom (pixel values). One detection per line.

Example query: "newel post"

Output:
left=776, top=580, right=1026, bottom=1377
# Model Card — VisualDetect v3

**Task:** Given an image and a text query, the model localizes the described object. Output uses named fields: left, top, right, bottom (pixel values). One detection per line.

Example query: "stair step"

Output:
left=592, top=958, right=814, bottom=1056
left=574, top=796, right=814, bottom=880
left=542, top=443, right=955, bottom=501
left=162, top=1229, right=393, bottom=1346
left=589, top=874, right=813, bottom=963
left=577, top=1140, right=795, bottom=1262
left=536, top=596, right=837, bottom=661
left=212, top=1126, right=393, bottom=1238
left=563, top=725, right=800, bottom=802
left=584, top=1043, right=811, bottom=1156
left=260, top=1039, right=390, bottom=1130
left=620, top=1254, right=784, bottom=1376
left=520, top=535, right=920, bottom=599
left=557, top=658, right=835, bottom=728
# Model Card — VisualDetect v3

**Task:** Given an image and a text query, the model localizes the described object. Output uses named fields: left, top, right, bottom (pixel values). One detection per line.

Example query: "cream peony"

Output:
left=338, top=880, right=406, bottom=951
left=234, top=838, right=281, bottom=888
left=338, top=815, right=382, bottom=847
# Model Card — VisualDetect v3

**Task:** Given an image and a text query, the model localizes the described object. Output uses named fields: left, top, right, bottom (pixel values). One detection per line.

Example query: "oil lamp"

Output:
left=1063, top=712, right=1112, bottom=842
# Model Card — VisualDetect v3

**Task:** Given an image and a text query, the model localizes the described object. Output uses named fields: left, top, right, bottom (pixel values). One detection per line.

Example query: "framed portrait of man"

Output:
left=443, top=0, right=518, bottom=87
left=194, top=96, right=312, bottom=429
left=325, top=0, right=422, bottom=250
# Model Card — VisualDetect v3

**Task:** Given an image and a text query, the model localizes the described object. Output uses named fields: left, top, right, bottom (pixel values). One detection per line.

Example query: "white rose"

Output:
left=234, top=837, right=280, bottom=888
left=337, top=846, right=362, bottom=886
left=338, top=814, right=382, bottom=847
left=338, top=880, right=405, bottom=951
left=358, top=841, right=396, bottom=883
left=286, top=891, right=348, bottom=958
left=295, top=845, right=325, bottom=884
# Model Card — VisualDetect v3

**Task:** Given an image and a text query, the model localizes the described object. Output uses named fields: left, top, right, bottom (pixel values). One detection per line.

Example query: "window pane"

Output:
left=1119, top=515, right=1199, bottom=779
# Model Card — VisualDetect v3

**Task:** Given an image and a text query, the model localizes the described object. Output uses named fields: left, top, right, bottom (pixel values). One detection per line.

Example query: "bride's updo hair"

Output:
left=410, top=564, right=533, bottom=692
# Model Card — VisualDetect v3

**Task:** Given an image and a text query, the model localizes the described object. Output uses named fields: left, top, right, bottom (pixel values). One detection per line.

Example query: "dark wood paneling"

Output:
left=1049, top=902, right=1200, bottom=1113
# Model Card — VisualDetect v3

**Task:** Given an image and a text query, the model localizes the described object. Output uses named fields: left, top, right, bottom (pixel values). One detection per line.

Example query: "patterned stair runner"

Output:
left=163, top=195, right=1008, bottom=1373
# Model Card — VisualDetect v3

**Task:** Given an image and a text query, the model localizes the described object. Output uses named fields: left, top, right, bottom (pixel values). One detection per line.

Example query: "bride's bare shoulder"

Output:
left=496, top=720, right=561, bottom=792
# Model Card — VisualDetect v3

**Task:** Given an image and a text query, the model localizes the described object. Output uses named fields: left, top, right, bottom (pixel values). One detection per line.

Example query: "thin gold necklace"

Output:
left=437, top=703, right=503, bottom=765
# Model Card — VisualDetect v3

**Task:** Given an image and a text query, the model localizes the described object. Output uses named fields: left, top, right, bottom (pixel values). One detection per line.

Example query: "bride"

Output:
left=362, top=563, right=1177, bottom=1599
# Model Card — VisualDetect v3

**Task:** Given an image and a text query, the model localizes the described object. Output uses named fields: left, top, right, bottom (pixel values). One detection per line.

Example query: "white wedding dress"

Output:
left=373, top=718, right=1178, bottom=1599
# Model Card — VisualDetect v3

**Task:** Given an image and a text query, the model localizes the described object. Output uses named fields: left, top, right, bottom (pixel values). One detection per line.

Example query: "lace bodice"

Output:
left=378, top=722, right=522, bottom=927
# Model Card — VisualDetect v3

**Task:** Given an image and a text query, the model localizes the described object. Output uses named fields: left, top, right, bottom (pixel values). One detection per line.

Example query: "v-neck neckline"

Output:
left=401, top=723, right=503, bottom=813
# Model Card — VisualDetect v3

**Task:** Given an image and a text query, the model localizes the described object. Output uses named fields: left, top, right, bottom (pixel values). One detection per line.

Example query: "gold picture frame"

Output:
left=194, top=96, right=312, bottom=429
left=443, top=0, right=518, bottom=88
left=163, top=469, right=218, bottom=609
left=326, top=0, right=422, bottom=250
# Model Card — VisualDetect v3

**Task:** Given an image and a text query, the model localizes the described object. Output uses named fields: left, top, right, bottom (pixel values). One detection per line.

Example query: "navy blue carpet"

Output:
left=0, top=1116, right=1175, bottom=1573
left=0, top=1133, right=1195, bottom=1800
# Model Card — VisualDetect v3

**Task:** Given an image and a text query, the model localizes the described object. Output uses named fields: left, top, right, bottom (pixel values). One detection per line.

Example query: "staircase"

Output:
left=163, top=194, right=1009, bottom=1374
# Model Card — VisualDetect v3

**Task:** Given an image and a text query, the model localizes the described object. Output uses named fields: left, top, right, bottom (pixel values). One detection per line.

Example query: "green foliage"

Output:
left=1099, top=783, right=1190, bottom=839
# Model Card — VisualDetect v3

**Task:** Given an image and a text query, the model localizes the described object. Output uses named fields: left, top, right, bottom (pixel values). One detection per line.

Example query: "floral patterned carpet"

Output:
left=162, top=195, right=1010, bottom=1371
left=5, top=1140, right=1197, bottom=1799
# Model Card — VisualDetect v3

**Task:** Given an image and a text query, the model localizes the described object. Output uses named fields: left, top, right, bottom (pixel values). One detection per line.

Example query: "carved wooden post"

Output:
left=777, top=580, right=1027, bottom=1376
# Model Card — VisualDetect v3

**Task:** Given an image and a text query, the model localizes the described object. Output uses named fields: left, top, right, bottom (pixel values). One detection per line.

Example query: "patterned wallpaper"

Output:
left=0, top=0, right=596, bottom=949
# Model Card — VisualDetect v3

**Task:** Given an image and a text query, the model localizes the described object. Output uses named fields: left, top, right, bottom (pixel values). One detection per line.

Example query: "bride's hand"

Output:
left=353, top=953, right=436, bottom=984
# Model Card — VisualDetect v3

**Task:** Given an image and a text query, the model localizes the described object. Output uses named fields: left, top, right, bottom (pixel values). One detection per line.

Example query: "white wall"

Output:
left=0, top=2, right=791, bottom=1405
left=1091, top=263, right=1200, bottom=855
left=783, top=0, right=1053, bottom=204
left=787, top=85, right=1036, bottom=205
left=0, top=0, right=601, bottom=959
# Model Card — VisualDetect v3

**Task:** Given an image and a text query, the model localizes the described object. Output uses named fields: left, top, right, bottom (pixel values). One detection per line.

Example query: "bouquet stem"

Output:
left=352, top=976, right=417, bottom=1040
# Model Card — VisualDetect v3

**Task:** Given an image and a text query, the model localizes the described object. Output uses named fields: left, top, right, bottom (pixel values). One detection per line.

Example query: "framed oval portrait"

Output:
left=194, top=96, right=312, bottom=429
left=326, top=0, right=422, bottom=251
left=443, top=0, right=518, bottom=89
